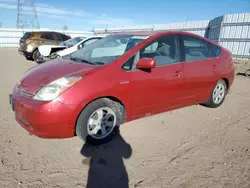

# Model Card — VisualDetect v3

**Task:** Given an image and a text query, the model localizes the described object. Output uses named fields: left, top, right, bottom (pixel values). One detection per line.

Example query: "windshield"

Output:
left=60, top=37, right=85, bottom=47
left=68, top=34, right=149, bottom=65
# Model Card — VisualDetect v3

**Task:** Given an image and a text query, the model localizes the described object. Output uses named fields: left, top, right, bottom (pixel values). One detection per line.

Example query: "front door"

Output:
left=122, top=34, right=186, bottom=119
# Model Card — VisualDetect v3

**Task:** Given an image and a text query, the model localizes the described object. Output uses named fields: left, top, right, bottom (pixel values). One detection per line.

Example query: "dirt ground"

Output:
left=0, top=48, right=250, bottom=188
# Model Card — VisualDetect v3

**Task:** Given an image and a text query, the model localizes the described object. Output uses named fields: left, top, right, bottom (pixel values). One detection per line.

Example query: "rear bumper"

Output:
left=10, top=89, right=77, bottom=139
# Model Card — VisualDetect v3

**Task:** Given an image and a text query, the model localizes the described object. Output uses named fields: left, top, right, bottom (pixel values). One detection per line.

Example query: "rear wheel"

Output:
left=204, top=79, right=227, bottom=108
left=76, top=98, right=125, bottom=145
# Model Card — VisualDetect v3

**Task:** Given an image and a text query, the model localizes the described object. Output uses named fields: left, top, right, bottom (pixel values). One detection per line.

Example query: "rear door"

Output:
left=40, top=32, right=59, bottom=45
left=180, top=34, right=218, bottom=104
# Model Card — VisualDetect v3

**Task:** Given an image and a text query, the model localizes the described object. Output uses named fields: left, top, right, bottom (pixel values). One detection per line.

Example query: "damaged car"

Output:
left=36, top=36, right=104, bottom=64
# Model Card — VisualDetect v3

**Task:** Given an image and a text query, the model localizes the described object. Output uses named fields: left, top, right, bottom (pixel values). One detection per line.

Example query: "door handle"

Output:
left=212, top=65, right=217, bottom=70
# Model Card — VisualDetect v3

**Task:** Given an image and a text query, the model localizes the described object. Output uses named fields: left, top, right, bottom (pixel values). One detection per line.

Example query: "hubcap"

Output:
left=87, top=107, right=116, bottom=139
left=213, top=83, right=225, bottom=104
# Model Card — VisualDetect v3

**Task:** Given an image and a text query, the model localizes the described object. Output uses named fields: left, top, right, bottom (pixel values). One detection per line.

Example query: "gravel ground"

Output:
left=0, top=48, right=250, bottom=188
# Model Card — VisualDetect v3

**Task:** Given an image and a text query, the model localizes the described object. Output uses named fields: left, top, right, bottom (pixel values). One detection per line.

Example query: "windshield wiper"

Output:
left=70, top=56, right=95, bottom=65
left=94, top=62, right=105, bottom=65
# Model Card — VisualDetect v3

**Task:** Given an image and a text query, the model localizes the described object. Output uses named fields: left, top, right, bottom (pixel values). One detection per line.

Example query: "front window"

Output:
left=67, top=35, right=149, bottom=65
left=60, top=37, right=85, bottom=47
left=139, top=35, right=180, bottom=66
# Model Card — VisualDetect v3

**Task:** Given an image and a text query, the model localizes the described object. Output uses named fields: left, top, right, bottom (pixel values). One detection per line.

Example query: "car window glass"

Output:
left=122, top=55, right=135, bottom=70
left=22, top=32, right=33, bottom=39
left=83, top=38, right=99, bottom=46
left=69, top=35, right=148, bottom=65
left=207, top=43, right=221, bottom=58
left=144, top=42, right=158, bottom=53
left=53, top=33, right=61, bottom=41
left=59, top=33, right=70, bottom=41
left=41, top=32, right=54, bottom=40
left=139, top=35, right=179, bottom=66
left=182, top=35, right=209, bottom=62
left=90, top=37, right=143, bottom=59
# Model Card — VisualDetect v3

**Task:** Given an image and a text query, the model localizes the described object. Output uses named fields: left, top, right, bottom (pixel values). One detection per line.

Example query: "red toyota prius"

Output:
left=10, top=31, right=235, bottom=145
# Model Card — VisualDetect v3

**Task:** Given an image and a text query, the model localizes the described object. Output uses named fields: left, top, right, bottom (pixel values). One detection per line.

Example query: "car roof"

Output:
left=108, top=30, right=220, bottom=46
left=110, top=30, right=197, bottom=36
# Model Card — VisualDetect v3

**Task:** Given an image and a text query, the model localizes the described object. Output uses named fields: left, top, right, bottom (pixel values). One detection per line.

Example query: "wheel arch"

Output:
left=74, top=95, right=127, bottom=135
left=221, top=77, right=229, bottom=90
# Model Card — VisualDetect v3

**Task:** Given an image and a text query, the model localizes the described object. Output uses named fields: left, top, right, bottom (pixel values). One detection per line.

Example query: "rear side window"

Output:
left=52, top=33, right=62, bottom=41
left=182, top=35, right=209, bottom=62
left=41, top=32, right=54, bottom=40
left=58, top=33, right=71, bottom=41
left=22, top=32, right=33, bottom=39
left=207, top=43, right=221, bottom=58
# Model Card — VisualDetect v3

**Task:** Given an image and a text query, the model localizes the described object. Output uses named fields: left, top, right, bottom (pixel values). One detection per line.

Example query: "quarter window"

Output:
left=59, top=33, right=70, bottom=41
left=122, top=55, right=135, bottom=70
left=53, top=33, right=62, bottom=41
left=207, top=43, right=221, bottom=58
left=182, top=35, right=209, bottom=62
left=139, top=35, right=180, bottom=66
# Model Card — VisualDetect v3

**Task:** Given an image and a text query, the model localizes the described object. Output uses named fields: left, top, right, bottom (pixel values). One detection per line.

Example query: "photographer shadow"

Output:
left=81, top=130, right=132, bottom=188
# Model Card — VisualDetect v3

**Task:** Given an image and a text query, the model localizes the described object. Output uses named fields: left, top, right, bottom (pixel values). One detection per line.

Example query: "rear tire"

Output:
left=204, top=79, right=227, bottom=108
left=76, top=98, right=125, bottom=145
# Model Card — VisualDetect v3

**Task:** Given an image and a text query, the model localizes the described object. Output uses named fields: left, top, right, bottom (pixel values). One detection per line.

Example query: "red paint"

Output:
left=136, top=58, right=156, bottom=69
left=11, top=31, right=235, bottom=139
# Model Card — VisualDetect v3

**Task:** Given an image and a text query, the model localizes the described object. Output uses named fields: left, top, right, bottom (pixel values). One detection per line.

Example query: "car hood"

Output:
left=18, top=59, right=96, bottom=94
left=38, top=45, right=67, bottom=56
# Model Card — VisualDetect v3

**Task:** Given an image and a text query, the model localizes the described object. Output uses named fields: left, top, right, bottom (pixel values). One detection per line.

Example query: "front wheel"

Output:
left=32, top=49, right=40, bottom=61
left=204, top=79, right=227, bottom=108
left=76, top=98, right=125, bottom=145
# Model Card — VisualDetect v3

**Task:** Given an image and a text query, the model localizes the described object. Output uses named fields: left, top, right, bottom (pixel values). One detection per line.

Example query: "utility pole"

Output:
left=16, top=0, right=40, bottom=29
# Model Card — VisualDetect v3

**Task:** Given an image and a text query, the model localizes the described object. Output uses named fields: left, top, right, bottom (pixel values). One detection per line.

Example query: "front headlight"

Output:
left=33, top=76, right=82, bottom=101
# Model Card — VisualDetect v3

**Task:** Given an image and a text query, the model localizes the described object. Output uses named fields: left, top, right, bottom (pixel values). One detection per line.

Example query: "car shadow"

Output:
left=80, top=130, right=132, bottom=188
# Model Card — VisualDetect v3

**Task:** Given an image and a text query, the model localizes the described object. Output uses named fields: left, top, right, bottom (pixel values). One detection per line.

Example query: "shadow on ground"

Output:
left=80, top=130, right=132, bottom=188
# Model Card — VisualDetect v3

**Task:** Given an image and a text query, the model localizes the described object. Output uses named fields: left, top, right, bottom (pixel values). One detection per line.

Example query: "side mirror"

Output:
left=78, top=44, right=83, bottom=49
left=136, top=58, right=156, bottom=69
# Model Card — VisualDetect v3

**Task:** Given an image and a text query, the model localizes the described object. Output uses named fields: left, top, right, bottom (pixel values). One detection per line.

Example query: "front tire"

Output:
left=32, top=49, right=40, bottom=61
left=76, top=98, right=125, bottom=145
left=204, top=79, right=227, bottom=108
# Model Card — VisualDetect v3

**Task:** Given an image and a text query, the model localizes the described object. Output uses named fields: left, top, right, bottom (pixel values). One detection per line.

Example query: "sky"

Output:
left=0, top=0, right=249, bottom=31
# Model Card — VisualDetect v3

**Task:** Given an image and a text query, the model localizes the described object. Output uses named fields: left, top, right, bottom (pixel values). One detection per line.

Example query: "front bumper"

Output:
left=9, top=89, right=77, bottom=139
left=18, top=48, right=33, bottom=58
